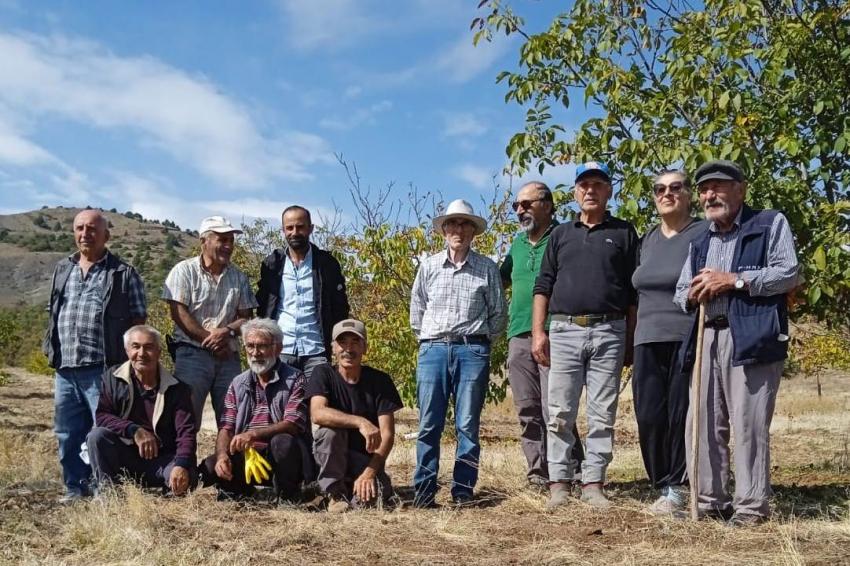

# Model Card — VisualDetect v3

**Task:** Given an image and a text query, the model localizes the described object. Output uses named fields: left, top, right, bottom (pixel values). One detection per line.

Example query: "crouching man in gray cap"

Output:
left=307, top=319, right=404, bottom=513
left=675, top=159, right=798, bottom=527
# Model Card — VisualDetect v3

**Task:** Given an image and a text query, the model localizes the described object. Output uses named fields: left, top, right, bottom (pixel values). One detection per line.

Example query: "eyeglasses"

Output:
left=245, top=342, right=275, bottom=353
left=511, top=198, right=546, bottom=211
left=652, top=182, right=687, bottom=197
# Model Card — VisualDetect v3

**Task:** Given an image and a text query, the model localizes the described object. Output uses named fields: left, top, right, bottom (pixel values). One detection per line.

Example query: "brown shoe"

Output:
left=545, top=482, right=572, bottom=510
left=580, top=482, right=611, bottom=509
left=327, top=494, right=350, bottom=514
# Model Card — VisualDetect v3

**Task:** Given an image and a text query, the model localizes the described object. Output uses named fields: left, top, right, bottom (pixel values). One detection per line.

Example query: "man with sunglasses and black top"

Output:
left=500, top=181, right=584, bottom=492
left=532, top=162, right=639, bottom=510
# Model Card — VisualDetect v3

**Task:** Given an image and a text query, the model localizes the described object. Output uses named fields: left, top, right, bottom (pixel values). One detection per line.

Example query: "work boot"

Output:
left=545, top=481, right=571, bottom=510
left=580, top=482, right=611, bottom=509
left=327, top=494, right=351, bottom=514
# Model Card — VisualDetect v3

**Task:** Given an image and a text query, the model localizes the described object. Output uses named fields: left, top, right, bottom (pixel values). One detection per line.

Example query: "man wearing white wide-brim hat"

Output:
left=409, top=199, right=507, bottom=508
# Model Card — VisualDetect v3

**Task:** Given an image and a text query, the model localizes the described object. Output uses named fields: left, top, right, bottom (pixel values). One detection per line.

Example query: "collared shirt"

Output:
left=500, top=220, right=559, bottom=339
left=277, top=248, right=324, bottom=356
left=219, top=370, right=307, bottom=450
left=162, top=256, right=258, bottom=349
left=674, top=209, right=799, bottom=319
left=533, top=214, right=639, bottom=315
left=410, top=248, right=507, bottom=340
left=57, top=251, right=146, bottom=368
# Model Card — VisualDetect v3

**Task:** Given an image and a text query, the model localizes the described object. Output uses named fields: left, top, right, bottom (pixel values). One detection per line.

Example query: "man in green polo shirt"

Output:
left=500, top=181, right=584, bottom=491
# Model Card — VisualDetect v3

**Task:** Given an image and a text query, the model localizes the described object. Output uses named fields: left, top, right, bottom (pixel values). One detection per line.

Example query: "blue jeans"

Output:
left=54, top=365, right=103, bottom=496
left=279, top=352, right=328, bottom=380
left=414, top=341, right=490, bottom=503
left=174, top=345, right=241, bottom=428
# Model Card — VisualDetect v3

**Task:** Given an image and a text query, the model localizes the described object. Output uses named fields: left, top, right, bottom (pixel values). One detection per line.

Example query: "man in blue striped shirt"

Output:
left=674, top=160, right=799, bottom=527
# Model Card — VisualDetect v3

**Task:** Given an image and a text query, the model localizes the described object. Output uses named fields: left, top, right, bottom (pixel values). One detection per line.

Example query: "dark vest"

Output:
left=682, top=206, right=788, bottom=370
left=43, top=251, right=139, bottom=369
left=230, top=362, right=302, bottom=434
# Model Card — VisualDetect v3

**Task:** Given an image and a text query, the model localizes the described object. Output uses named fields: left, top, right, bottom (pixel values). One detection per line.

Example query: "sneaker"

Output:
left=580, top=482, right=611, bottom=509
left=727, top=512, right=767, bottom=528
left=545, top=481, right=571, bottom=510
left=451, top=493, right=475, bottom=508
left=648, top=494, right=686, bottom=516
left=327, top=494, right=351, bottom=514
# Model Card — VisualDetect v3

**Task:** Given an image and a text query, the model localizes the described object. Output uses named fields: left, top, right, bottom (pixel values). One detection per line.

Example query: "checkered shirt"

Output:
left=162, top=256, right=258, bottom=349
left=56, top=251, right=147, bottom=367
left=410, top=249, right=507, bottom=340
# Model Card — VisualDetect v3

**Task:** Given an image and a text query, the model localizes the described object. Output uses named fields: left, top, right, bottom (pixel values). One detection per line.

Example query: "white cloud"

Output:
left=275, top=0, right=386, bottom=51
left=453, top=163, right=495, bottom=190
left=319, top=100, right=393, bottom=131
left=443, top=112, right=488, bottom=138
left=433, top=33, right=512, bottom=84
left=0, top=32, right=333, bottom=188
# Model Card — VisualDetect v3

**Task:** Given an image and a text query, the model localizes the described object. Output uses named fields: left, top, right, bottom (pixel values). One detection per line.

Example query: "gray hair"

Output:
left=123, top=325, right=162, bottom=349
left=241, top=318, right=284, bottom=346
left=652, top=169, right=692, bottom=190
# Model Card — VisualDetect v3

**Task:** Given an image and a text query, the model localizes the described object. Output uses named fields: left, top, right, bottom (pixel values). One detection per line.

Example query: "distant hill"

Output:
left=0, top=207, right=197, bottom=307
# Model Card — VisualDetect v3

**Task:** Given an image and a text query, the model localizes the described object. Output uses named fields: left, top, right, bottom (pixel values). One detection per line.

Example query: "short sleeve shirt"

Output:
left=161, top=256, right=258, bottom=349
left=305, top=364, right=403, bottom=454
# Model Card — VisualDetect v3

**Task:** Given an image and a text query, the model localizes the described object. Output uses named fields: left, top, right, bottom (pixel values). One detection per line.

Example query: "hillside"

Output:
left=0, top=207, right=197, bottom=307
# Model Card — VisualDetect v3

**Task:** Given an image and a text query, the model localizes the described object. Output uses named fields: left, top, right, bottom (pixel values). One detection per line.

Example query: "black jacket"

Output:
left=256, top=243, right=349, bottom=355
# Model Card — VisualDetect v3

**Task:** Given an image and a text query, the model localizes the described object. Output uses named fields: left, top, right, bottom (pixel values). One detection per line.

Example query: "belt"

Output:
left=421, top=334, right=489, bottom=345
left=551, top=313, right=625, bottom=327
left=704, top=316, right=729, bottom=329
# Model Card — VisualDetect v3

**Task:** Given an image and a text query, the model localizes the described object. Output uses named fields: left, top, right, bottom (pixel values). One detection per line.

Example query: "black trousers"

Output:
left=632, top=342, right=689, bottom=489
left=201, top=433, right=303, bottom=499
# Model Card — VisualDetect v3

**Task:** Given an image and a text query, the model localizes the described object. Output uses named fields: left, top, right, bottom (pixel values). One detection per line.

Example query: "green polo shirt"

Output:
left=499, top=220, right=558, bottom=339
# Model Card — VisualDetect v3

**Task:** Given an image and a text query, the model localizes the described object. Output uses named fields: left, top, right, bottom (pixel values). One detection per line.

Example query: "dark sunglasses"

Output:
left=652, top=182, right=686, bottom=197
left=511, top=198, right=546, bottom=211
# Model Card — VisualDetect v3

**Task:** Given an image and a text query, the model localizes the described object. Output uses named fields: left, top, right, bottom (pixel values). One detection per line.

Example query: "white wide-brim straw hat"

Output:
left=432, top=199, right=487, bottom=236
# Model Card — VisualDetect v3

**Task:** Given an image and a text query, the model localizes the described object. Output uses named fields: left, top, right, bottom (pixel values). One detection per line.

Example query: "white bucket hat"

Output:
left=432, top=199, right=487, bottom=236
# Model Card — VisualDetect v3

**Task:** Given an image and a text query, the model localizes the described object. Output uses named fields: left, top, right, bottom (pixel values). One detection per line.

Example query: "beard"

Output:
left=519, top=214, right=538, bottom=233
left=286, top=234, right=309, bottom=252
left=248, top=356, right=276, bottom=376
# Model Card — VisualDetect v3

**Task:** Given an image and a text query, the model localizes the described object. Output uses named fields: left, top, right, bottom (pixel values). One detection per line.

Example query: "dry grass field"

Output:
left=1, top=366, right=848, bottom=565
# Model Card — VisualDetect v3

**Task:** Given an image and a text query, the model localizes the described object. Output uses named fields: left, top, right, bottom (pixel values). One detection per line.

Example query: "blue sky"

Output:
left=0, top=1, right=586, bottom=231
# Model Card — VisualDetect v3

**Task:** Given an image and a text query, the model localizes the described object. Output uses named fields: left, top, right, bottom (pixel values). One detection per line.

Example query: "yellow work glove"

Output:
left=244, top=446, right=272, bottom=485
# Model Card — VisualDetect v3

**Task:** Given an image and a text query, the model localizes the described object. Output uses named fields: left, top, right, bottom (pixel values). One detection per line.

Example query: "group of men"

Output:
left=44, top=158, right=797, bottom=523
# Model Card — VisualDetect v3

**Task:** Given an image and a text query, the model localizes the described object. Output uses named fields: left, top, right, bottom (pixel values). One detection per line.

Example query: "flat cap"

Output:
left=694, top=160, right=745, bottom=185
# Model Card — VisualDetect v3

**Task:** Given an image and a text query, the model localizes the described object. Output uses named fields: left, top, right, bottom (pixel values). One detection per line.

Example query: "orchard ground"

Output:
left=1, top=366, right=848, bottom=565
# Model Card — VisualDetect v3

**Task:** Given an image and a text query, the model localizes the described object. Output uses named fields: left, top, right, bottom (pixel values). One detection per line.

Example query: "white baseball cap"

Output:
left=198, top=216, right=242, bottom=235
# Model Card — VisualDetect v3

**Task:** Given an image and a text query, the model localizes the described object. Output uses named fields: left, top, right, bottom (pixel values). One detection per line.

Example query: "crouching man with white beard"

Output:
left=199, top=318, right=308, bottom=502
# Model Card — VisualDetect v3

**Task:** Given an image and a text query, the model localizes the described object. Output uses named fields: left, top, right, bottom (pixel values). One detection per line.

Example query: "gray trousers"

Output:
left=685, top=327, right=782, bottom=517
left=174, top=345, right=241, bottom=428
left=313, top=426, right=393, bottom=501
left=547, top=319, right=626, bottom=483
left=508, top=334, right=584, bottom=481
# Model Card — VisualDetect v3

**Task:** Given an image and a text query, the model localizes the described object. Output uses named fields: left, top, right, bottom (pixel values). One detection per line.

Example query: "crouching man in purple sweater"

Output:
left=87, top=325, right=197, bottom=495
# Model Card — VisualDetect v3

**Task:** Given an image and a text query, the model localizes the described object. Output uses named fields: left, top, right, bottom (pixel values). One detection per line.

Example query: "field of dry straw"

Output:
left=1, top=366, right=848, bottom=565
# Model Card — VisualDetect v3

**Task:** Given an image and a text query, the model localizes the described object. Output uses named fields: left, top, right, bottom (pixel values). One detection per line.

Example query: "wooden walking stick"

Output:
left=690, top=302, right=706, bottom=521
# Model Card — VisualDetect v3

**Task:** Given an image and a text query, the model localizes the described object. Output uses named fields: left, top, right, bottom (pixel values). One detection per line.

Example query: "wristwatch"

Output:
left=734, top=275, right=746, bottom=290
left=227, top=326, right=237, bottom=338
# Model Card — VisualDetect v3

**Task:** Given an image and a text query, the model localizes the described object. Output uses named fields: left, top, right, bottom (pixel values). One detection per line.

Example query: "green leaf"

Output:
left=814, top=246, right=826, bottom=270
left=808, top=286, right=822, bottom=306
left=718, top=91, right=730, bottom=110
left=835, top=136, right=847, bottom=154
left=814, top=100, right=824, bottom=115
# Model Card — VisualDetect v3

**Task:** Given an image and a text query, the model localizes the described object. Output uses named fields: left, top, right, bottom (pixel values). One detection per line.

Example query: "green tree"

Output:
left=475, top=0, right=850, bottom=325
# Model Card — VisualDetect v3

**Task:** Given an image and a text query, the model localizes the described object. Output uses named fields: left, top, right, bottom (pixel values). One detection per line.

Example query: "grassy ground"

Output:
left=1, top=366, right=848, bottom=565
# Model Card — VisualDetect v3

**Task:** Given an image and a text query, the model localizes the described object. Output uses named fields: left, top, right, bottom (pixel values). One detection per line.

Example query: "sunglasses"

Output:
left=511, top=198, right=547, bottom=211
left=652, top=182, right=686, bottom=197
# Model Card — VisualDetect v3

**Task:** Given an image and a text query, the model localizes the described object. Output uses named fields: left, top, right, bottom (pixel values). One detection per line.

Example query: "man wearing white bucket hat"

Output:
left=410, top=199, right=507, bottom=507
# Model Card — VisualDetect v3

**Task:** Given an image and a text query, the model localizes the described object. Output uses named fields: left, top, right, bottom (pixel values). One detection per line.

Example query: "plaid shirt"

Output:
left=56, top=252, right=146, bottom=367
left=162, top=256, right=258, bottom=349
left=219, top=371, right=307, bottom=449
left=410, top=248, right=507, bottom=340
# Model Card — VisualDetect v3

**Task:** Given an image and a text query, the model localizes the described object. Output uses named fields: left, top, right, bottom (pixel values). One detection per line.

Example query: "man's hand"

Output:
left=214, top=455, right=233, bottom=481
left=358, top=420, right=381, bottom=453
left=229, top=430, right=257, bottom=454
left=169, top=466, right=190, bottom=495
left=688, top=268, right=736, bottom=304
left=531, top=332, right=550, bottom=367
left=201, top=327, right=231, bottom=353
left=134, top=427, right=159, bottom=460
left=353, top=468, right=377, bottom=503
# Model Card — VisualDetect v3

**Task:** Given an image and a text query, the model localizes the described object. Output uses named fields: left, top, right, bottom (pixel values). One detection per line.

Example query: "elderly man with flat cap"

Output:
left=410, top=199, right=507, bottom=507
left=163, top=216, right=258, bottom=426
left=675, top=159, right=798, bottom=527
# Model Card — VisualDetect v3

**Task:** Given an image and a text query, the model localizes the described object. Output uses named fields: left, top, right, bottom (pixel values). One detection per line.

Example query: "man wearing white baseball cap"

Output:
left=410, top=199, right=507, bottom=507
left=162, top=216, right=258, bottom=427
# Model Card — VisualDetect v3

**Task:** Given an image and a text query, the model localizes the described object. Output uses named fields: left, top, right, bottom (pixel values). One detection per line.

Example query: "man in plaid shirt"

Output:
left=410, top=199, right=507, bottom=508
left=43, top=209, right=147, bottom=502
left=200, top=318, right=307, bottom=502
